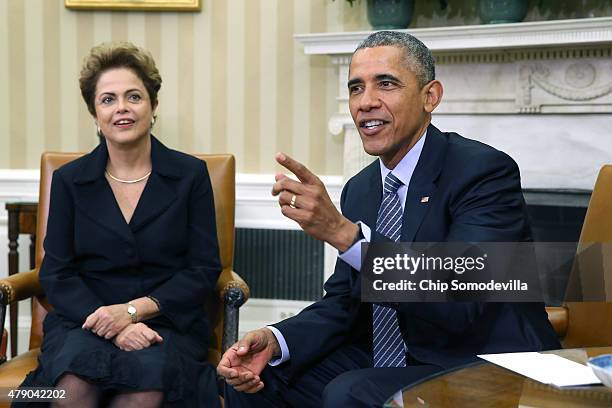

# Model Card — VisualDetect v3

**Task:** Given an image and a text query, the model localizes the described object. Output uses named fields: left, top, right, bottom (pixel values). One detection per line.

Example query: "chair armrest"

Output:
left=217, top=269, right=250, bottom=352
left=546, top=306, right=568, bottom=338
left=0, top=269, right=43, bottom=305
left=0, top=270, right=43, bottom=364
left=216, top=269, right=250, bottom=304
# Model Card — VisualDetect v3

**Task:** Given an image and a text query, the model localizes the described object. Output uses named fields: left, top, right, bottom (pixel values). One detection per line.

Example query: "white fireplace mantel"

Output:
left=295, top=18, right=612, bottom=190
left=295, top=17, right=612, bottom=55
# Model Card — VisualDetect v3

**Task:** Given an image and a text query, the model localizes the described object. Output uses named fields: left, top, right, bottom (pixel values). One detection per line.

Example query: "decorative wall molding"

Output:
left=328, top=113, right=354, bottom=136
left=517, top=59, right=612, bottom=113
left=235, top=173, right=343, bottom=229
left=295, top=17, right=612, bottom=55
left=525, top=63, right=612, bottom=101
left=239, top=298, right=313, bottom=335
left=435, top=47, right=612, bottom=65
left=296, top=17, right=612, bottom=120
left=0, top=170, right=39, bottom=221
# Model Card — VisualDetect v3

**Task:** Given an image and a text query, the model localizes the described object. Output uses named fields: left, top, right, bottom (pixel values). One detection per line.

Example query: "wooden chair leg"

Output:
left=0, top=328, right=7, bottom=364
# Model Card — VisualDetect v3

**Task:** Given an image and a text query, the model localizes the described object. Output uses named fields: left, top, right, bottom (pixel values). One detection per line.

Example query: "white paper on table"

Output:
left=477, top=352, right=601, bottom=387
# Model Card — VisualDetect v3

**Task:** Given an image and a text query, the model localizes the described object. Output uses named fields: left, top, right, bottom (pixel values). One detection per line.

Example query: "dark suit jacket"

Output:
left=39, top=136, right=221, bottom=340
left=274, top=124, right=560, bottom=377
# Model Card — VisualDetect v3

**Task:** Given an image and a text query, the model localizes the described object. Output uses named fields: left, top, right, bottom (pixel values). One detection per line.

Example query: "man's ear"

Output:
left=423, top=80, right=443, bottom=113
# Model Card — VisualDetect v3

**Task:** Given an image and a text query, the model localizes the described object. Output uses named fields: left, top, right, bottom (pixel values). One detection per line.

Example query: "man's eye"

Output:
left=128, top=94, right=142, bottom=102
left=380, top=81, right=393, bottom=87
left=349, top=86, right=363, bottom=94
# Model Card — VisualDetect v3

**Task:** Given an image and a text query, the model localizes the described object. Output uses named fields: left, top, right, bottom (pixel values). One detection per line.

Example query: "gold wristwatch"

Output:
left=127, top=303, right=138, bottom=323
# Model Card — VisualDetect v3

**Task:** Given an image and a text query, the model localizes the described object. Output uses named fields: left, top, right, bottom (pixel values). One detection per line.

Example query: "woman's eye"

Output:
left=101, top=96, right=114, bottom=104
left=128, top=94, right=142, bottom=102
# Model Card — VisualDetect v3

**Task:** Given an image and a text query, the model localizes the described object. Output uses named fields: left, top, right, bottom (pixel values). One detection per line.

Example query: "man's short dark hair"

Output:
left=354, top=31, right=435, bottom=88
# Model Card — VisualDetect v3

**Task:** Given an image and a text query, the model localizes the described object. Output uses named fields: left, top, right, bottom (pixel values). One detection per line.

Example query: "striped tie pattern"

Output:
left=372, top=172, right=407, bottom=368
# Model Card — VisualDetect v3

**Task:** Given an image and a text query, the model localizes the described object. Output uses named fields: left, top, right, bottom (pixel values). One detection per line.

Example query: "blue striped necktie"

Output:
left=372, top=172, right=407, bottom=368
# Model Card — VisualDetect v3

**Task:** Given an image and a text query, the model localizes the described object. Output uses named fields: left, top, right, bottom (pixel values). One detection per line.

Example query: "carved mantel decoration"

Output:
left=296, top=18, right=612, bottom=190
left=519, top=59, right=612, bottom=113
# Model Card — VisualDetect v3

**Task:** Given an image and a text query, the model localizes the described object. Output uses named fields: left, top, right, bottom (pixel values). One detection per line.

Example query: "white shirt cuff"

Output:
left=266, top=326, right=290, bottom=365
left=338, top=221, right=371, bottom=272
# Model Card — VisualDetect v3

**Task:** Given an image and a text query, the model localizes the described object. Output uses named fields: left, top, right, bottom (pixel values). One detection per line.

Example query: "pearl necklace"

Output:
left=105, top=169, right=151, bottom=184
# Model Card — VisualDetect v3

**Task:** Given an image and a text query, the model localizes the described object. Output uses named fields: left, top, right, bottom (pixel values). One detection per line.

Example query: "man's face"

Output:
left=348, top=46, right=434, bottom=169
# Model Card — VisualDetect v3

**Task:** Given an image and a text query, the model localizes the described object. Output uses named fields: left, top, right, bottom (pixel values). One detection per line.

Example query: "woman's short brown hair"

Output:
left=79, top=42, right=162, bottom=116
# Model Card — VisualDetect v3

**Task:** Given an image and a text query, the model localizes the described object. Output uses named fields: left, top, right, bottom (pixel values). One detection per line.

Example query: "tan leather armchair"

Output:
left=0, top=152, right=249, bottom=400
left=545, top=165, right=612, bottom=347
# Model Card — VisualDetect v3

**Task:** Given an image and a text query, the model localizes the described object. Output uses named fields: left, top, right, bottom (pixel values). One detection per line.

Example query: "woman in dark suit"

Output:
left=18, top=42, right=221, bottom=407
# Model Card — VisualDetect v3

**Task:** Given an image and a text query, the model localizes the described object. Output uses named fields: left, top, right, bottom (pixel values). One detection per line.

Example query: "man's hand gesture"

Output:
left=272, top=152, right=358, bottom=252
left=217, top=328, right=281, bottom=393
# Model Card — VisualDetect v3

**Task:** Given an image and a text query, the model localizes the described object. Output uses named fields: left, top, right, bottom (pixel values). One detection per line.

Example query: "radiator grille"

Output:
left=234, top=228, right=324, bottom=301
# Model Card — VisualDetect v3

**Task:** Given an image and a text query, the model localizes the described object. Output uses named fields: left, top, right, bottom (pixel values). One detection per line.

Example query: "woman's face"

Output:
left=94, top=67, right=157, bottom=147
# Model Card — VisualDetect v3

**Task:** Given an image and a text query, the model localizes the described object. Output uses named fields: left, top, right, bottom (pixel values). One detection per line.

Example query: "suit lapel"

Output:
left=348, top=124, right=448, bottom=244
left=72, top=136, right=180, bottom=241
left=400, top=124, right=447, bottom=242
left=129, top=172, right=177, bottom=231
left=401, top=182, right=437, bottom=242
left=73, top=142, right=136, bottom=244
left=363, top=162, right=383, bottom=234
left=129, top=136, right=179, bottom=232
left=350, top=125, right=447, bottom=297
left=349, top=162, right=382, bottom=297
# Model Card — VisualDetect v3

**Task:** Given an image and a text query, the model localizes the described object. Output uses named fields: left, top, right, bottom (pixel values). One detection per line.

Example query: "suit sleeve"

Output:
left=39, top=171, right=105, bottom=324
left=396, top=149, right=529, bottom=333
left=149, top=161, right=222, bottom=332
left=272, top=182, right=359, bottom=376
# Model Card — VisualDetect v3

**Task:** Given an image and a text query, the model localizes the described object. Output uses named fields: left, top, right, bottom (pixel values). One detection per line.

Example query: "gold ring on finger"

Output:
left=290, top=194, right=297, bottom=209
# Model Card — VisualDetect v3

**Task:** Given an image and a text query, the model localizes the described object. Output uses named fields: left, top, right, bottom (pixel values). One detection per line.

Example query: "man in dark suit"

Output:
left=218, top=31, right=560, bottom=407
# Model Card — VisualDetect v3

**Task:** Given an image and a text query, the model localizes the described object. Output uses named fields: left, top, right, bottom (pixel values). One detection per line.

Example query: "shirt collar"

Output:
left=379, top=129, right=427, bottom=187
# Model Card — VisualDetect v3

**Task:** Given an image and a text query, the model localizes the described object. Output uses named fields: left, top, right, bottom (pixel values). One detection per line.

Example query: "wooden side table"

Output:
left=5, top=202, right=38, bottom=358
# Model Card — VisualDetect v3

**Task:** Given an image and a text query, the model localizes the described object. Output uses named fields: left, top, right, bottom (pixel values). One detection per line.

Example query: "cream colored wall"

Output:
left=0, top=0, right=370, bottom=174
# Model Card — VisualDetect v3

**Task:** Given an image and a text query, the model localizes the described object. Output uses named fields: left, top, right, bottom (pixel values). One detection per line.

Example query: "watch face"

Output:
left=127, top=305, right=136, bottom=315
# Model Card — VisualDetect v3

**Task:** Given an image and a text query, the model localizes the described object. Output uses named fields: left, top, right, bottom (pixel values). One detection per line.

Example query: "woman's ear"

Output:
left=94, top=119, right=103, bottom=137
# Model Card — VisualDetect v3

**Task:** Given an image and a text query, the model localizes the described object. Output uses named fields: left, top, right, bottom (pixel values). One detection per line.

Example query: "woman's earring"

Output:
left=151, top=116, right=156, bottom=128
left=96, top=125, right=103, bottom=137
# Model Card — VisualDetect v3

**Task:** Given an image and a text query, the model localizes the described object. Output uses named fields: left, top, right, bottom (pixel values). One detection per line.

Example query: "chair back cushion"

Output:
left=29, top=151, right=235, bottom=353
left=30, top=153, right=82, bottom=348
left=195, top=154, right=235, bottom=271
left=563, top=165, right=612, bottom=348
